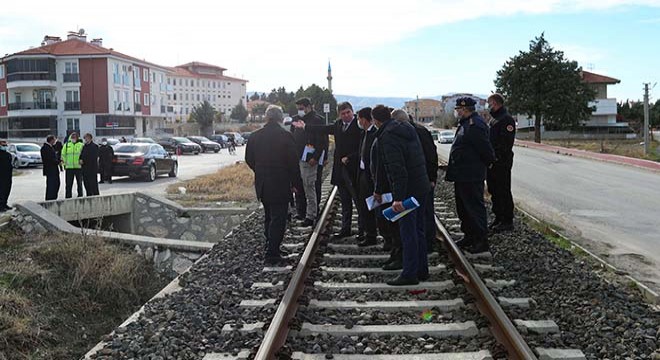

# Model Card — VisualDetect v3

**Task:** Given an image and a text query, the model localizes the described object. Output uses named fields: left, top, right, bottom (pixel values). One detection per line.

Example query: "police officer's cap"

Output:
left=455, top=97, right=476, bottom=108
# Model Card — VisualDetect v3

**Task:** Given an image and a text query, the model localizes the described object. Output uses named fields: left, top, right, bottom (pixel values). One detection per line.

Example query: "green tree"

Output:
left=251, top=102, right=268, bottom=121
left=189, top=100, right=216, bottom=136
left=494, top=33, right=596, bottom=142
left=249, top=93, right=260, bottom=101
left=230, top=100, right=249, bottom=123
left=295, top=83, right=338, bottom=122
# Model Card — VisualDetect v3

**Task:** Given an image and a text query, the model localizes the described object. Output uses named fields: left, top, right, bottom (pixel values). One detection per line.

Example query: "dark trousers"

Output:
left=398, top=194, right=428, bottom=279
left=486, top=160, right=514, bottom=224
left=83, top=170, right=99, bottom=196
left=356, top=172, right=377, bottom=238
left=316, top=165, right=323, bottom=215
left=378, top=208, right=401, bottom=259
left=65, top=169, right=83, bottom=198
left=455, top=181, right=488, bottom=243
left=45, top=174, right=60, bottom=201
left=338, top=183, right=355, bottom=233
left=100, top=166, right=113, bottom=182
left=0, top=179, right=11, bottom=208
left=263, top=202, right=288, bottom=258
left=425, top=188, right=437, bottom=249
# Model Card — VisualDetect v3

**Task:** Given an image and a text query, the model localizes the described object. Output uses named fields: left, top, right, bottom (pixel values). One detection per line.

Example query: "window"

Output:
left=152, top=73, right=156, bottom=83
left=0, top=64, right=4, bottom=79
left=173, top=78, right=176, bottom=86
left=66, top=118, right=80, bottom=131
left=134, top=92, right=140, bottom=104
left=123, top=91, right=129, bottom=110
left=196, top=94, right=200, bottom=101
left=159, top=74, right=163, bottom=83
left=173, top=94, right=177, bottom=101
left=114, top=90, right=120, bottom=110
left=122, top=65, right=129, bottom=85
left=64, top=62, right=78, bottom=74
left=65, top=90, right=79, bottom=102
left=191, top=80, right=194, bottom=87
left=113, top=64, right=120, bottom=84
left=143, top=68, right=148, bottom=82
left=0, top=92, right=5, bottom=107
left=133, top=67, right=140, bottom=86
left=185, top=94, right=189, bottom=101
left=144, top=93, right=149, bottom=106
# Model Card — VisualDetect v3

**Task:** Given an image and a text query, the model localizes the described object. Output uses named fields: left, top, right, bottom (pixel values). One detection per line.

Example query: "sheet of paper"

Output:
left=366, top=192, right=393, bottom=211
left=301, top=145, right=315, bottom=162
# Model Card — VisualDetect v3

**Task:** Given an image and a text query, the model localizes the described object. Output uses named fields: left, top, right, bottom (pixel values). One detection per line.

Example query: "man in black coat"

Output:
left=355, top=107, right=379, bottom=247
left=293, top=101, right=362, bottom=238
left=53, top=139, right=63, bottom=172
left=486, top=94, right=516, bottom=232
left=98, top=138, right=115, bottom=184
left=0, top=139, right=12, bottom=212
left=246, top=105, right=301, bottom=264
left=372, top=105, right=431, bottom=286
left=446, top=98, right=496, bottom=253
left=41, top=135, right=61, bottom=200
left=290, top=98, right=328, bottom=227
left=79, top=133, right=100, bottom=196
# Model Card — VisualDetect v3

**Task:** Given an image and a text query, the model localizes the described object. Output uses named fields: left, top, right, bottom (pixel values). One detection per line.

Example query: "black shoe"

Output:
left=99, top=181, right=105, bottom=184
left=294, top=215, right=305, bottom=221
left=468, top=242, right=490, bottom=254
left=108, top=180, right=113, bottom=184
left=454, top=237, right=474, bottom=249
left=382, top=259, right=403, bottom=271
left=300, top=218, right=314, bottom=227
left=488, top=220, right=501, bottom=229
left=332, top=230, right=352, bottom=239
left=355, top=234, right=365, bottom=242
left=418, top=272, right=430, bottom=281
left=2, top=205, right=12, bottom=211
left=492, top=223, right=514, bottom=233
left=358, top=237, right=378, bottom=247
left=387, top=275, right=419, bottom=286
left=265, top=255, right=285, bottom=265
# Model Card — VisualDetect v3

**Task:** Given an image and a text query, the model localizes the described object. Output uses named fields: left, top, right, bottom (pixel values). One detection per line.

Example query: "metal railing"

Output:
left=135, top=104, right=142, bottom=112
left=64, top=101, right=80, bottom=111
left=8, top=102, right=57, bottom=110
left=63, top=73, right=80, bottom=82
left=7, top=72, right=57, bottom=82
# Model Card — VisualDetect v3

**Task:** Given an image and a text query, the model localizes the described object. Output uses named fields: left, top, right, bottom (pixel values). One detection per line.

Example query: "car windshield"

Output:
left=16, top=144, right=40, bottom=152
left=197, top=137, right=211, bottom=141
left=441, top=131, right=454, bottom=136
left=115, top=144, right=149, bottom=154
left=134, top=138, right=155, bottom=143
left=172, top=137, right=190, bottom=143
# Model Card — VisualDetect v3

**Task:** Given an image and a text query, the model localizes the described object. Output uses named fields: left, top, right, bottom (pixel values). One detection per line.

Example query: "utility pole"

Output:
left=643, top=83, right=650, bottom=155
left=415, top=95, right=419, bottom=122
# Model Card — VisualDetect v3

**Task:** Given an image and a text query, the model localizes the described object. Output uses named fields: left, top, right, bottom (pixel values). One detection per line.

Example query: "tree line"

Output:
left=249, top=84, right=337, bottom=121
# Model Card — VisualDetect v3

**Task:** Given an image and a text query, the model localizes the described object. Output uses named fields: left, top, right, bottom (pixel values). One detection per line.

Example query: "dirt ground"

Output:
left=544, top=139, right=660, bottom=162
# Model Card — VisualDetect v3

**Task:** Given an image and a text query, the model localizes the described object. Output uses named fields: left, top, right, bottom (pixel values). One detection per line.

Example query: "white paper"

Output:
left=366, top=192, right=393, bottom=211
left=360, top=159, right=365, bottom=170
left=301, top=145, right=315, bottom=162
left=319, top=150, right=326, bottom=166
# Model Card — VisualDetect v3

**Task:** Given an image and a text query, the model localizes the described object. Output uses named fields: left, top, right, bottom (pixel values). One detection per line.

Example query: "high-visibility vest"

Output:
left=61, top=141, right=83, bottom=170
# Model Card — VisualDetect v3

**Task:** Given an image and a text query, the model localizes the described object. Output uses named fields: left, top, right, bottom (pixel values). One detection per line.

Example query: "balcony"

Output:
left=588, top=98, right=617, bottom=116
left=8, top=102, right=57, bottom=110
left=160, top=105, right=166, bottom=113
left=63, top=73, right=80, bottom=82
left=7, top=72, right=58, bottom=89
left=64, top=101, right=81, bottom=111
left=167, top=106, right=174, bottom=113
left=135, top=104, right=142, bottom=112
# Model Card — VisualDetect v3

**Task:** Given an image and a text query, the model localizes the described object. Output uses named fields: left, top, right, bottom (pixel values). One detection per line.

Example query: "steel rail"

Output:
left=435, top=215, right=538, bottom=360
left=254, top=186, right=339, bottom=360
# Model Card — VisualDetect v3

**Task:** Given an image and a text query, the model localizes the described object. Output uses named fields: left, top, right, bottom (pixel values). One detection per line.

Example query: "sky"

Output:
left=1, top=0, right=660, bottom=101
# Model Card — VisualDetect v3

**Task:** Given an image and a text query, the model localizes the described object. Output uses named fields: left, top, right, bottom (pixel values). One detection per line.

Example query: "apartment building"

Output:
left=167, top=62, right=247, bottom=122
left=404, top=98, right=444, bottom=122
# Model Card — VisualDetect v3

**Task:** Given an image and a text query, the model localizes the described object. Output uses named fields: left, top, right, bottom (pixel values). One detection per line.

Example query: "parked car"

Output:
left=8, top=143, right=42, bottom=168
left=112, top=143, right=178, bottom=182
left=438, top=130, right=456, bottom=144
left=429, top=129, right=440, bottom=141
left=157, top=137, right=201, bottom=155
left=223, top=132, right=245, bottom=146
left=105, top=138, right=121, bottom=147
left=131, top=137, right=156, bottom=144
left=209, top=134, right=229, bottom=148
left=187, top=136, right=222, bottom=153
left=241, top=132, right=252, bottom=143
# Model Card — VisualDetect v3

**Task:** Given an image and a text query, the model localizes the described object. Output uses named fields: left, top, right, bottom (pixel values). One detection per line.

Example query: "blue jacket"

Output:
left=446, top=113, right=496, bottom=182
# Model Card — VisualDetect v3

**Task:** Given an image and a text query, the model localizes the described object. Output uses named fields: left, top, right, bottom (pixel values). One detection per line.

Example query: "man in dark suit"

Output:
left=355, top=107, right=379, bottom=247
left=79, top=133, right=100, bottom=196
left=98, top=138, right=115, bottom=184
left=41, top=135, right=61, bottom=200
left=0, top=139, right=12, bottom=212
left=246, top=105, right=301, bottom=264
left=293, top=101, right=362, bottom=238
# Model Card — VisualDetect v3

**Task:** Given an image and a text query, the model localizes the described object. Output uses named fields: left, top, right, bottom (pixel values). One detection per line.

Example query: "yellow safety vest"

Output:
left=61, top=141, right=83, bottom=170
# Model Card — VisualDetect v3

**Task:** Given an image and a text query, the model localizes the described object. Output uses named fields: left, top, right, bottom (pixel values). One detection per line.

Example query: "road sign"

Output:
left=323, top=103, right=330, bottom=113
left=105, top=122, right=119, bottom=128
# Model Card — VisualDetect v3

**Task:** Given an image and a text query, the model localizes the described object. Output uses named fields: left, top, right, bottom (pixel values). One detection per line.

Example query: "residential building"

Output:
left=581, top=70, right=621, bottom=128
left=441, top=93, right=487, bottom=114
left=167, top=62, right=247, bottom=123
left=404, top=98, right=444, bottom=122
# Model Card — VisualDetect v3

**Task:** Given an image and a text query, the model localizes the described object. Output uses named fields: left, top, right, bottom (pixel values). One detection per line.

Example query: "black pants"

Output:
left=315, top=165, right=323, bottom=215
left=487, top=159, right=514, bottom=224
left=263, top=202, right=288, bottom=258
left=455, top=181, right=488, bottom=243
left=356, top=172, right=377, bottom=239
left=424, top=188, right=437, bottom=248
left=99, top=165, right=113, bottom=182
left=65, top=169, right=83, bottom=198
left=83, top=169, right=99, bottom=196
left=377, top=205, right=401, bottom=259
left=45, top=173, right=60, bottom=200
left=337, top=182, right=357, bottom=233
left=0, top=179, right=11, bottom=208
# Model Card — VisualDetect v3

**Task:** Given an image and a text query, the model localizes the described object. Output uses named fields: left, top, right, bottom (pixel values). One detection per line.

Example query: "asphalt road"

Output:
left=437, top=143, right=660, bottom=292
left=8, top=146, right=246, bottom=204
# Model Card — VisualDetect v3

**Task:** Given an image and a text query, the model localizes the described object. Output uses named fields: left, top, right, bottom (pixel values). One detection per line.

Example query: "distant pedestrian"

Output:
left=486, top=93, right=516, bottom=232
left=446, top=97, right=496, bottom=253
left=0, top=139, right=13, bottom=212
left=246, top=105, right=301, bottom=265
left=41, top=135, right=61, bottom=200
left=61, top=132, right=84, bottom=198
left=98, top=138, right=114, bottom=184
left=80, top=133, right=100, bottom=196
left=120, top=136, right=127, bottom=143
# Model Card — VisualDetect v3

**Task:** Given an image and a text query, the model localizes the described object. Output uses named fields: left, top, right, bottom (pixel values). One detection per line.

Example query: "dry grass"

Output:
left=166, top=162, right=256, bottom=205
left=544, top=139, right=660, bottom=162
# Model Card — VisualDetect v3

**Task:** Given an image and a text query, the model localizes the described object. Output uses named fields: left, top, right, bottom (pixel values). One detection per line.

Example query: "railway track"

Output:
left=212, top=179, right=587, bottom=360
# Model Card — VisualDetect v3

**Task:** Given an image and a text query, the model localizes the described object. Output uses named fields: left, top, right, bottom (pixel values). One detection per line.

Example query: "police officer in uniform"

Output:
left=486, top=94, right=516, bottom=232
left=446, top=98, right=495, bottom=253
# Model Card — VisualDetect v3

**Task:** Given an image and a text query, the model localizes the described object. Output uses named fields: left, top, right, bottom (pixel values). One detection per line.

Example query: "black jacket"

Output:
left=290, top=110, right=328, bottom=163
left=80, top=142, right=99, bottom=174
left=410, top=121, right=439, bottom=184
left=246, top=122, right=301, bottom=204
left=358, top=125, right=377, bottom=187
left=41, top=143, right=60, bottom=177
left=489, top=106, right=516, bottom=163
left=306, top=116, right=362, bottom=186
left=446, top=112, right=496, bottom=182
left=375, top=119, right=430, bottom=202
left=98, top=144, right=115, bottom=173
left=0, top=150, right=12, bottom=181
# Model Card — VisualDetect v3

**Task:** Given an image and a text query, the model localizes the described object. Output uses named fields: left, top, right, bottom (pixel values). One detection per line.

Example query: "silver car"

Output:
left=438, top=130, right=456, bottom=144
left=8, top=143, right=42, bottom=168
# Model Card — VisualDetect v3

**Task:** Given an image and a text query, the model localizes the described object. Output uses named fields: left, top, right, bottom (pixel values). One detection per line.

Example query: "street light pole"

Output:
left=643, top=83, right=650, bottom=155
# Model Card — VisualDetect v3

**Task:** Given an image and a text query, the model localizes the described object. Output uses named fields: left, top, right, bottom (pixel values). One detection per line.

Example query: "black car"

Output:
left=187, top=136, right=222, bottom=153
left=209, top=134, right=229, bottom=148
left=241, top=132, right=252, bottom=143
left=112, top=144, right=178, bottom=182
left=158, top=137, right=202, bottom=155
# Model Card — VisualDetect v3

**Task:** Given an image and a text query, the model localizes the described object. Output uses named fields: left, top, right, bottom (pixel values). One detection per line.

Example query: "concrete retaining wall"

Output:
left=40, top=193, right=134, bottom=222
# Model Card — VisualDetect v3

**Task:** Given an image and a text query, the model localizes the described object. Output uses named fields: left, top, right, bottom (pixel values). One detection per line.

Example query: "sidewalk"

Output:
left=515, top=140, right=660, bottom=173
